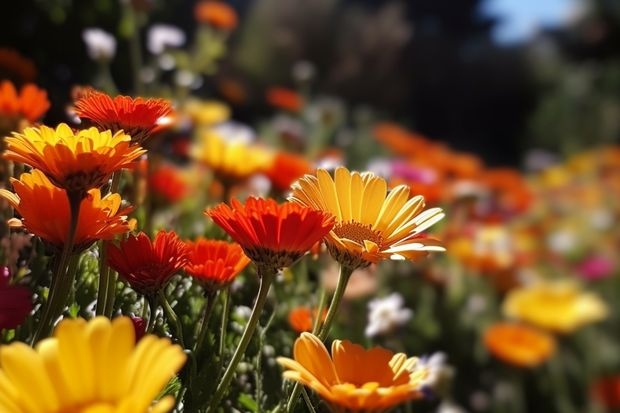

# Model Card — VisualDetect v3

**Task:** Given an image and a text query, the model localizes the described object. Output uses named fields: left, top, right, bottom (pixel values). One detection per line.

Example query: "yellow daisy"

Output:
left=0, top=316, right=186, bottom=413
left=289, top=166, right=445, bottom=269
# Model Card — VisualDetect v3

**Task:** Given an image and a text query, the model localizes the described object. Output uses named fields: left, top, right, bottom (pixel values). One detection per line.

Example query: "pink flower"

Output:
left=577, top=255, right=615, bottom=281
left=0, top=267, right=32, bottom=329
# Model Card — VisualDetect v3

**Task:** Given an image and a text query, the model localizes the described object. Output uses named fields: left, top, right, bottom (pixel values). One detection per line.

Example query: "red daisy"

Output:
left=106, top=230, right=190, bottom=297
left=205, top=197, right=335, bottom=273
left=73, top=89, right=174, bottom=145
left=184, top=238, right=251, bottom=291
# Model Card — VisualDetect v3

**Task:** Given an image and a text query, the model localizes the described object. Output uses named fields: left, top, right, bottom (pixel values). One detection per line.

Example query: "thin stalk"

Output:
left=287, top=265, right=354, bottom=412
left=207, top=269, right=276, bottom=412
left=32, top=192, right=82, bottom=343
left=159, top=290, right=186, bottom=349
left=218, top=286, right=231, bottom=357
left=301, top=388, right=318, bottom=413
left=194, top=290, right=218, bottom=357
left=311, top=287, right=328, bottom=335
left=146, top=294, right=159, bottom=334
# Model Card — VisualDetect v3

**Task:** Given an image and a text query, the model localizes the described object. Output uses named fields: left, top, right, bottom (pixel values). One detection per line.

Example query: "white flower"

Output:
left=82, top=28, right=117, bottom=61
left=147, top=24, right=186, bottom=55
left=364, top=292, right=413, bottom=337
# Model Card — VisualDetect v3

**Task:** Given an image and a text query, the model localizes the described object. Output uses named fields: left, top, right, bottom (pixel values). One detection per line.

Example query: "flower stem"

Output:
left=159, top=290, right=186, bottom=349
left=286, top=265, right=354, bottom=412
left=146, top=294, right=159, bottom=333
left=207, top=269, right=276, bottom=412
left=194, top=290, right=218, bottom=357
left=219, top=287, right=231, bottom=357
left=32, top=192, right=82, bottom=344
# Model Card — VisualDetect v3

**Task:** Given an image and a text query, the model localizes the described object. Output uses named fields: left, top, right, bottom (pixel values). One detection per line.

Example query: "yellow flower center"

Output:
left=333, top=221, right=383, bottom=247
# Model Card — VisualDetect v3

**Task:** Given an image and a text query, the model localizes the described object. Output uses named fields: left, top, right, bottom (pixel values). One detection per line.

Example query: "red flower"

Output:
left=205, top=197, right=335, bottom=272
left=0, top=80, right=50, bottom=123
left=148, top=164, right=188, bottom=203
left=265, top=87, right=304, bottom=113
left=184, top=238, right=250, bottom=291
left=265, top=151, right=313, bottom=192
left=106, top=231, right=190, bottom=296
left=592, top=375, right=620, bottom=409
left=0, top=267, right=32, bottom=330
left=73, top=90, right=174, bottom=145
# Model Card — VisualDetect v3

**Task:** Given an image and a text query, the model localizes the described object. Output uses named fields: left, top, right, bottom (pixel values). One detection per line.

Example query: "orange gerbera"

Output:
left=206, top=197, right=335, bottom=273
left=483, top=322, right=556, bottom=368
left=0, top=80, right=50, bottom=124
left=184, top=238, right=250, bottom=291
left=106, top=231, right=191, bottom=297
left=74, top=90, right=174, bottom=145
left=277, top=332, right=431, bottom=412
left=194, top=0, right=238, bottom=30
left=0, top=170, right=135, bottom=252
left=265, top=87, right=304, bottom=113
left=265, top=151, right=313, bottom=192
left=372, top=122, right=431, bottom=158
left=290, top=167, right=445, bottom=270
left=3, top=123, right=145, bottom=197
left=148, top=164, right=189, bottom=203
left=288, top=306, right=328, bottom=334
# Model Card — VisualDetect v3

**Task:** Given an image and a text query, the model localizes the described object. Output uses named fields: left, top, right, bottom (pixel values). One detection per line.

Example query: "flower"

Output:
left=591, top=375, right=620, bottom=410
left=483, top=322, right=556, bottom=368
left=194, top=0, right=238, bottom=30
left=74, top=90, right=174, bottom=145
left=148, top=164, right=189, bottom=203
left=0, top=316, right=186, bottom=412
left=502, top=280, right=609, bottom=333
left=288, top=306, right=327, bottom=334
left=206, top=197, right=335, bottom=273
left=0, top=80, right=50, bottom=125
left=184, top=238, right=251, bottom=291
left=277, top=332, right=431, bottom=412
left=183, top=98, right=230, bottom=126
left=265, top=87, right=304, bottom=112
left=147, top=24, right=186, bottom=55
left=3, top=123, right=145, bottom=197
left=82, top=28, right=117, bottom=61
left=0, top=267, right=31, bottom=330
left=289, top=167, right=445, bottom=269
left=106, top=231, right=190, bottom=297
left=0, top=48, right=37, bottom=83
left=0, top=170, right=135, bottom=252
left=265, top=150, right=313, bottom=192
left=365, top=292, right=413, bottom=338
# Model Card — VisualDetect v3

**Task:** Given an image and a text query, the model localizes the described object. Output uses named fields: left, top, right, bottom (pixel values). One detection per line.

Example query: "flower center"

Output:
left=333, top=221, right=383, bottom=247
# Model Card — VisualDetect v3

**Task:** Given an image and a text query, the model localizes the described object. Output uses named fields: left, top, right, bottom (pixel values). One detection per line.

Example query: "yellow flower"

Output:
left=0, top=316, right=186, bottom=413
left=183, top=98, right=230, bottom=126
left=277, top=332, right=430, bottom=413
left=3, top=123, right=145, bottom=197
left=503, top=279, right=608, bottom=333
left=289, top=167, right=445, bottom=269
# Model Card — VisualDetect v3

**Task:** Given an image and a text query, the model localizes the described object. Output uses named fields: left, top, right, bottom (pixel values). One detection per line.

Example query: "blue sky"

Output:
left=481, top=0, right=580, bottom=44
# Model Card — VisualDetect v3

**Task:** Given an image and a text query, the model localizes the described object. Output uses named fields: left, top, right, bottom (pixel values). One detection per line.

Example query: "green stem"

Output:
left=146, top=294, right=159, bottom=334
left=207, top=269, right=276, bottom=412
left=219, top=287, right=231, bottom=357
left=301, top=388, right=317, bottom=413
left=32, top=192, right=82, bottom=344
left=311, top=287, right=328, bottom=335
left=159, top=290, right=186, bottom=349
left=124, top=5, right=145, bottom=95
left=194, top=290, right=218, bottom=357
left=287, top=265, right=354, bottom=412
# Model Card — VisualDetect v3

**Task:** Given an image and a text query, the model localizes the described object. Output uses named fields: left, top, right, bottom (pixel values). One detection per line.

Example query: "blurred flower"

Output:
left=184, top=238, right=251, bottom=291
left=148, top=164, right=189, bottom=203
left=107, top=231, right=190, bottom=297
left=0, top=267, right=31, bottom=330
left=0, top=47, right=37, bottom=83
left=480, top=168, right=533, bottom=215
left=74, top=90, right=174, bottom=145
left=0, top=80, right=50, bottom=126
left=503, top=280, right=609, bottom=333
left=288, top=306, right=327, bottom=334
left=147, top=24, right=186, bottom=55
left=0, top=316, right=186, bottom=412
left=372, top=122, right=431, bottom=158
left=194, top=0, right=238, bottom=30
left=576, top=254, right=615, bottom=281
left=82, top=28, right=117, bottom=61
left=265, top=150, right=313, bottom=192
left=365, top=292, right=413, bottom=338
left=266, top=87, right=304, bottom=113
left=277, top=332, right=430, bottom=412
left=290, top=167, right=445, bottom=270
left=183, top=98, right=230, bottom=126
left=591, top=375, right=620, bottom=410
left=206, top=197, right=335, bottom=273
left=3, top=123, right=145, bottom=197
left=483, top=322, right=556, bottom=368
left=0, top=170, right=135, bottom=252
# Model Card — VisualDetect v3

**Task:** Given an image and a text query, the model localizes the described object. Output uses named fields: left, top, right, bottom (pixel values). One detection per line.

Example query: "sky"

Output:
left=482, top=0, right=582, bottom=44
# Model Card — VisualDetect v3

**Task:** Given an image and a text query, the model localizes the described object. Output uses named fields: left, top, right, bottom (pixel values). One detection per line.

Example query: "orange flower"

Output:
left=483, top=322, right=556, bottom=368
left=0, top=80, right=50, bottom=123
left=265, top=151, right=313, bottom=192
left=74, top=90, right=174, bottom=145
left=372, top=122, right=431, bottom=158
left=194, top=1, right=238, bottom=30
left=0, top=170, right=135, bottom=252
left=106, top=231, right=190, bottom=297
left=3, top=123, right=145, bottom=197
left=0, top=48, right=37, bottom=83
left=206, top=197, right=335, bottom=273
left=277, top=332, right=431, bottom=412
left=288, top=306, right=327, bottom=334
left=481, top=168, right=533, bottom=214
left=184, top=238, right=250, bottom=291
left=148, top=164, right=188, bottom=203
left=266, top=87, right=304, bottom=113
